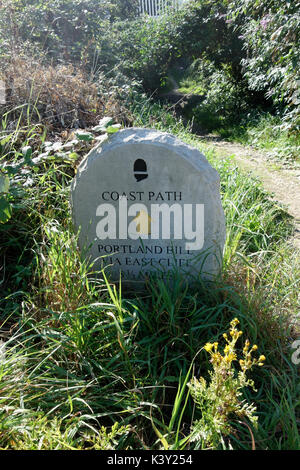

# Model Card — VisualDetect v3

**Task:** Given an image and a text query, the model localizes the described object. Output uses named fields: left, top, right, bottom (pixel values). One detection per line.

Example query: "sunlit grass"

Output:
left=0, top=98, right=299, bottom=449
left=216, top=114, right=300, bottom=163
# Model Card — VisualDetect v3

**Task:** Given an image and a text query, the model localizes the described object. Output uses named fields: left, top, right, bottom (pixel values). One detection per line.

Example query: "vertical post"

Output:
left=0, top=80, right=5, bottom=105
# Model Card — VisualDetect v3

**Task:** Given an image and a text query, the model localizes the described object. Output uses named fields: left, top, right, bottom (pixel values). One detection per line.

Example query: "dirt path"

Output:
left=200, top=136, right=300, bottom=249
left=161, top=74, right=300, bottom=249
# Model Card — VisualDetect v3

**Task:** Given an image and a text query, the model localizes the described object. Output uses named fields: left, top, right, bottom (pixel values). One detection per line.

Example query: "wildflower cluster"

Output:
left=204, top=318, right=265, bottom=372
left=188, top=318, right=265, bottom=449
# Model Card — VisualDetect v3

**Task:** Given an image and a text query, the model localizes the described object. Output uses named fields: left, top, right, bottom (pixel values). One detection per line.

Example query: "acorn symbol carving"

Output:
left=134, top=159, right=148, bottom=182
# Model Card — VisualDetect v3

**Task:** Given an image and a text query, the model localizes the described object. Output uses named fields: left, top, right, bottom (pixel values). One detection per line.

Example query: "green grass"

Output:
left=177, top=78, right=205, bottom=96
left=217, top=113, right=300, bottom=164
left=0, top=99, right=299, bottom=450
left=159, top=65, right=205, bottom=96
left=160, top=64, right=299, bottom=164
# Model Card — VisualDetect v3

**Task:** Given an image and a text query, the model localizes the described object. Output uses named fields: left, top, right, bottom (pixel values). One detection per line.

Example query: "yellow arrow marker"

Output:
left=133, top=210, right=152, bottom=235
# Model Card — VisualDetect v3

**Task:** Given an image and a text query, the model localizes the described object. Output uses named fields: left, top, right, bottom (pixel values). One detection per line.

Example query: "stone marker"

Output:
left=71, top=128, right=226, bottom=284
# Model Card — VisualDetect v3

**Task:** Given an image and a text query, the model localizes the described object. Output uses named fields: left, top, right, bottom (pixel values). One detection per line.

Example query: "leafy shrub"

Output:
left=183, top=60, right=253, bottom=131
left=226, top=0, right=300, bottom=132
left=0, top=0, right=139, bottom=65
left=95, top=0, right=242, bottom=92
left=95, top=13, right=186, bottom=92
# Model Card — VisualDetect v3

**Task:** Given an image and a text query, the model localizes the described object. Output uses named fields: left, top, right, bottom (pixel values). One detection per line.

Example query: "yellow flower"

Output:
left=211, top=352, right=223, bottom=364
left=230, top=318, right=239, bottom=327
left=204, top=343, right=213, bottom=352
left=225, top=353, right=237, bottom=363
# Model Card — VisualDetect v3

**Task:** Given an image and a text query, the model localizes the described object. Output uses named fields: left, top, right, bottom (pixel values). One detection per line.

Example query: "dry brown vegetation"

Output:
left=2, top=57, right=105, bottom=129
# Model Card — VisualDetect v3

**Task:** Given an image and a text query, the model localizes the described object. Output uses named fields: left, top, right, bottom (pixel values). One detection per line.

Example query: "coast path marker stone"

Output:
left=71, top=128, right=226, bottom=284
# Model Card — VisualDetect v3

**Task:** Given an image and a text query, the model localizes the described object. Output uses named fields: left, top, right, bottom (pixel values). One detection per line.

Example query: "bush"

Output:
left=95, top=13, right=186, bottom=92
left=226, top=0, right=300, bottom=132
left=183, top=60, right=256, bottom=132
left=0, top=0, right=139, bottom=65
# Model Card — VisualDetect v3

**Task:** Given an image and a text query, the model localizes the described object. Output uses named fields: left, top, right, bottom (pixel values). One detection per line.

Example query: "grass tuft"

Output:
left=0, top=97, right=299, bottom=449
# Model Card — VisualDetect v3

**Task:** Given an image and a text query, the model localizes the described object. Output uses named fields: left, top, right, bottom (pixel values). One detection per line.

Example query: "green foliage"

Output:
left=0, top=0, right=139, bottom=64
left=0, top=100, right=299, bottom=449
left=95, top=14, right=185, bottom=91
left=226, top=0, right=300, bottom=131
left=0, top=410, right=129, bottom=450
left=0, top=0, right=299, bottom=451
left=93, top=0, right=244, bottom=92
left=112, top=0, right=299, bottom=132
left=0, top=173, right=12, bottom=223
left=1, top=0, right=298, bottom=132
left=182, top=59, right=252, bottom=131
left=0, top=124, right=40, bottom=225
left=217, top=112, right=300, bottom=162
left=189, top=318, right=265, bottom=449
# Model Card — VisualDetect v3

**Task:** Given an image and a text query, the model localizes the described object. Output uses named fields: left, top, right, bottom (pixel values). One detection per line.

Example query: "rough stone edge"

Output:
left=73, top=128, right=220, bottom=186
left=70, top=128, right=226, bottom=275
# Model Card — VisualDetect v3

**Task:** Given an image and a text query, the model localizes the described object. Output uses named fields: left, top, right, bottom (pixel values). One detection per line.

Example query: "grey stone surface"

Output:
left=71, top=128, right=226, bottom=284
